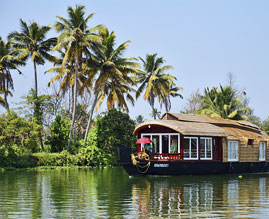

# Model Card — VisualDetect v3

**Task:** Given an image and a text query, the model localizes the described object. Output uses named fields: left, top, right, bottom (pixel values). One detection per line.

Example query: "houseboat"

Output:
left=118, top=113, right=269, bottom=176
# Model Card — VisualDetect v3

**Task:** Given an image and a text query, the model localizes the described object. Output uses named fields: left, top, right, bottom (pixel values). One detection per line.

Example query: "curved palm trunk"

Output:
left=67, top=55, right=79, bottom=151
left=83, top=92, right=99, bottom=146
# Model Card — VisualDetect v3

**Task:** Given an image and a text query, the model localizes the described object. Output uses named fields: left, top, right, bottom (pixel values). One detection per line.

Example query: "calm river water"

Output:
left=1, top=167, right=269, bottom=218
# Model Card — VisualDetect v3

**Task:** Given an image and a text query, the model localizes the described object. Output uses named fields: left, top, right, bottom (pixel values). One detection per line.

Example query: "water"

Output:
left=0, top=167, right=269, bottom=218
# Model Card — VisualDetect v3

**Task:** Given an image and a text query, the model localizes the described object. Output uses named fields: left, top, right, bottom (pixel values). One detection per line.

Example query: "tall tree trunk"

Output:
left=71, top=85, right=74, bottom=118
left=39, top=130, right=44, bottom=151
left=4, top=93, right=9, bottom=111
left=83, top=92, right=99, bottom=146
left=150, top=94, right=156, bottom=119
left=33, top=60, right=44, bottom=151
left=3, top=81, right=9, bottom=111
left=151, top=105, right=156, bottom=120
left=33, top=60, right=38, bottom=97
left=67, top=55, right=78, bottom=151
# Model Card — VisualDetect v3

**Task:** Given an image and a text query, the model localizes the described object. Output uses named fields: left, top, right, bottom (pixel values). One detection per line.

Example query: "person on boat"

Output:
left=144, top=143, right=153, bottom=155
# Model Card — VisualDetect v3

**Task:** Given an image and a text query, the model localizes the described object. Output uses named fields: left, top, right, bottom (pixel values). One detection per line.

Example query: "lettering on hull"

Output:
left=154, top=164, right=169, bottom=168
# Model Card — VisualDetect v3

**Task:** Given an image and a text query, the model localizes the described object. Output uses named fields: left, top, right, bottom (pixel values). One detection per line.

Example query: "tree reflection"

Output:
left=1, top=168, right=269, bottom=218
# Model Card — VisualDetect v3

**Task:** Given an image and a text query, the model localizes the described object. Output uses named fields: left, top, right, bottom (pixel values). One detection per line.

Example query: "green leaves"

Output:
left=137, top=53, right=182, bottom=118
left=0, top=37, right=25, bottom=110
left=90, top=28, right=139, bottom=113
left=198, top=85, right=251, bottom=120
left=0, top=111, right=40, bottom=153
left=45, top=115, right=70, bottom=152
left=96, top=109, right=137, bottom=157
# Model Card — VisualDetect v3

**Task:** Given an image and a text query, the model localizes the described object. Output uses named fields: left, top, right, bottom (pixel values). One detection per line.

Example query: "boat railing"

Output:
left=151, top=153, right=182, bottom=160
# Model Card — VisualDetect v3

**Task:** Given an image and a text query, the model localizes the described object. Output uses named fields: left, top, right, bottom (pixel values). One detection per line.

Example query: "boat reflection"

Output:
left=129, top=174, right=269, bottom=218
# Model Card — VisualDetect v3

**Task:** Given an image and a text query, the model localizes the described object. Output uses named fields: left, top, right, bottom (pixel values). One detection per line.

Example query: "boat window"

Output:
left=259, top=142, right=266, bottom=161
left=228, top=140, right=239, bottom=161
left=183, top=137, right=198, bottom=160
left=200, top=138, right=212, bottom=160
left=152, top=135, right=160, bottom=153
left=141, top=133, right=180, bottom=154
left=248, top=139, right=254, bottom=146
left=170, top=135, right=179, bottom=153
left=162, top=135, right=169, bottom=153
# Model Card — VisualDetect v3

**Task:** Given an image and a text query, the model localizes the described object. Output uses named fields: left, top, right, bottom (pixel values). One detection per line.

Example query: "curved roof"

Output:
left=134, top=120, right=227, bottom=137
left=134, top=113, right=269, bottom=141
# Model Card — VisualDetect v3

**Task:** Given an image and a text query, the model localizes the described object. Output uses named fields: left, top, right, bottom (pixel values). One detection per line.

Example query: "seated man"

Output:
left=144, top=143, right=153, bottom=155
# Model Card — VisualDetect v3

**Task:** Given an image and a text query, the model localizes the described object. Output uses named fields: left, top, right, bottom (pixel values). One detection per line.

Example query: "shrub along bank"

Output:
left=0, top=109, right=136, bottom=168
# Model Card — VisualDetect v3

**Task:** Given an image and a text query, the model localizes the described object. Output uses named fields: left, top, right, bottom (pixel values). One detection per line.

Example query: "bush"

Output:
left=76, top=128, right=117, bottom=166
left=45, top=115, right=70, bottom=152
left=96, top=109, right=136, bottom=158
left=0, top=112, right=41, bottom=153
left=0, top=145, right=37, bottom=168
left=33, top=151, right=78, bottom=166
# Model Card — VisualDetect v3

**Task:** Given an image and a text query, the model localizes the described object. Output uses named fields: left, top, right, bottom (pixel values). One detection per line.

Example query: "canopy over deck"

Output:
left=134, top=113, right=269, bottom=142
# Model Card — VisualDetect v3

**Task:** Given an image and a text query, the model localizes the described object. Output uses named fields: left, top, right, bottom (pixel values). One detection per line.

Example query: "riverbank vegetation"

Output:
left=0, top=5, right=268, bottom=168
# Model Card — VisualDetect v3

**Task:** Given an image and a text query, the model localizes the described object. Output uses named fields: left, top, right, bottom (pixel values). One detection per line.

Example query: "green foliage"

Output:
left=96, top=109, right=136, bottom=158
left=90, top=28, right=139, bottom=113
left=149, top=108, right=161, bottom=119
left=135, top=115, right=145, bottom=125
left=0, top=145, right=37, bottom=168
left=77, top=128, right=117, bottom=166
left=0, top=36, right=25, bottom=110
left=261, top=116, right=269, bottom=135
left=45, top=115, right=70, bottom=152
left=33, top=151, right=78, bottom=166
left=22, top=89, right=53, bottom=124
left=137, top=53, right=181, bottom=119
left=198, top=85, right=252, bottom=120
left=0, top=111, right=40, bottom=153
left=0, top=111, right=41, bottom=167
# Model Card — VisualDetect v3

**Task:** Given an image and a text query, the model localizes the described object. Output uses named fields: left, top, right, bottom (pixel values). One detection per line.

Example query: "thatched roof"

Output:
left=134, top=119, right=226, bottom=137
left=134, top=112, right=269, bottom=141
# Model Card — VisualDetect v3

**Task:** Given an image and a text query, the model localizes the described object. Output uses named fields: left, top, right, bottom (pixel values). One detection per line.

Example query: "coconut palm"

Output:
left=46, top=48, right=83, bottom=115
left=8, top=20, right=56, bottom=97
left=199, top=85, right=251, bottom=120
left=0, top=37, right=25, bottom=110
left=159, top=84, right=183, bottom=112
left=136, top=53, right=178, bottom=119
left=53, top=5, right=105, bottom=151
left=0, top=90, right=6, bottom=107
left=82, top=28, right=139, bottom=145
left=8, top=20, right=56, bottom=150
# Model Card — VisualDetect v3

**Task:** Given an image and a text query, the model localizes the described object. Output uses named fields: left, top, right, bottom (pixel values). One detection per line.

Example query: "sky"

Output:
left=1, top=0, right=269, bottom=120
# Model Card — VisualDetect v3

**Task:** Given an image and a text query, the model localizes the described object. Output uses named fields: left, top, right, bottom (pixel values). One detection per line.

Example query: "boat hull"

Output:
left=121, top=160, right=269, bottom=176
left=117, top=144, right=269, bottom=176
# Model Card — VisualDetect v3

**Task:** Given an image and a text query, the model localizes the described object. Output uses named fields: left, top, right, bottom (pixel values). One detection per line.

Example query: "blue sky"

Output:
left=1, top=0, right=269, bottom=120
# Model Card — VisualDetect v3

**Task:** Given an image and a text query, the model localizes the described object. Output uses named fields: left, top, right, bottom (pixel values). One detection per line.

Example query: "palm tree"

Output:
left=53, top=5, right=105, bottom=151
left=159, top=84, right=183, bottom=112
left=0, top=90, right=6, bottom=107
left=46, top=48, right=83, bottom=115
left=8, top=20, right=56, bottom=150
left=82, top=28, right=139, bottom=146
left=8, top=19, right=56, bottom=97
left=0, top=37, right=25, bottom=110
left=136, top=53, right=177, bottom=119
left=199, top=85, right=251, bottom=120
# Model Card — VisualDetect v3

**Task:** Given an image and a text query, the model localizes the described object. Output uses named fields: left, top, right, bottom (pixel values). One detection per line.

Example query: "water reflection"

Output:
left=128, top=173, right=269, bottom=218
left=1, top=168, right=269, bottom=218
